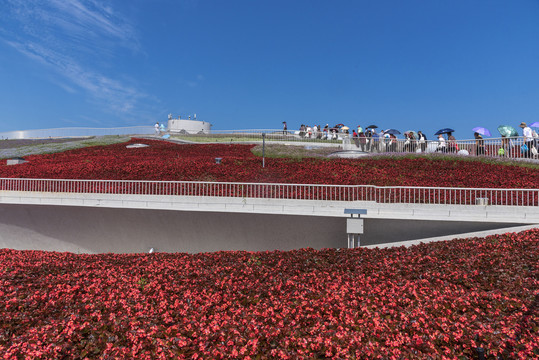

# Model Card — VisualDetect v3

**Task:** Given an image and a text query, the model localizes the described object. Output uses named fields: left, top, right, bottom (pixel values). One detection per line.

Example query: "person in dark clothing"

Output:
left=475, top=132, right=485, bottom=155
left=359, top=132, right=367, bottom=151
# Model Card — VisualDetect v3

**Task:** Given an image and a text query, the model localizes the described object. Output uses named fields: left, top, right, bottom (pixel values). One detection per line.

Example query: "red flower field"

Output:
left=1, top=138, right=538, bottom=358
left=1, top=138, right=538, bottom=188
left=0, top=229, right=537, bottom=359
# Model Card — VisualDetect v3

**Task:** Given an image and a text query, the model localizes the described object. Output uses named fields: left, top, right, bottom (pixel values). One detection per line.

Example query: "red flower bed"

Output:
left=1, top=138, right=538, bottom=188
left=0, top=230, right=537, bottom=358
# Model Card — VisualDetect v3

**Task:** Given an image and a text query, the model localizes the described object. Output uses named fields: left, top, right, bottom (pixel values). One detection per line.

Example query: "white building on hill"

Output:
left=167, top=114, right=212, bottom=134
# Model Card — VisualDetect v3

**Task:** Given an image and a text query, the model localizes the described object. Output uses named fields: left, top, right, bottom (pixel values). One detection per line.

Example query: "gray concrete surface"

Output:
left=3, top=191, right=538, bottom=223
left=0, top=204, right=528, bottom=253
left=364, top=224, right=539, bottom=249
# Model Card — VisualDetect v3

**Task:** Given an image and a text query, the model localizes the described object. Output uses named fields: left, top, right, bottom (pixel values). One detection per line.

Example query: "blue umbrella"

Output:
left=472, top=127, right=491, bottom=137
left=384, top=128, right=401, bottom=135
left=434, top=128, right=455, bottom=135
left=529, top=121, right=539, bottom=128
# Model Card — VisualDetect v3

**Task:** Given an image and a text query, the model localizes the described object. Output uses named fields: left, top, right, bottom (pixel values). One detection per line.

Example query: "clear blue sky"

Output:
left=1, top=0, right=538, bottom=138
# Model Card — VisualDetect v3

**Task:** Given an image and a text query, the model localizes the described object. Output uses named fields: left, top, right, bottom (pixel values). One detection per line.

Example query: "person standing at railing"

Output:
left=435, top=134, right=446, bottom=152
left=533, top=130, right=539, bottom=157
left=359, top=131, right=367, bottom=151
left=388, top=133, right=397, bottom=152
left=447, top=132, right=458, bottom=153
left=364, top=130, right=372, bottom=151
left=500, top=135, right=512, bottom=157
left=316, top=124, right=323, bottom=139
left=371, top=130, right=380, bottom=152
left=352, top=130, right=360, bottom=148
left=417, top=131, right=427, bottom=152
left=154, top=122, right=160, bottom=136
left=474, top=132, right=485, bottom=155
left=404, top=132, right=416, bottom=152
left=282, top=121, right=287, bottom=135
left=306, top=125, right=313, bottom=138
left=519, top=122, right=533, bottom=158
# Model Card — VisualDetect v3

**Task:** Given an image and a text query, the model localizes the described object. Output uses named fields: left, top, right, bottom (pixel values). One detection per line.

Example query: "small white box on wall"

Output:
left=347, top=218, right=364, bottom=234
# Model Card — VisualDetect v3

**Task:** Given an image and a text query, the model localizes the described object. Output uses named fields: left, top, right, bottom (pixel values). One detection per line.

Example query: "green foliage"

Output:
left=137, top=277, right=149, bottom=291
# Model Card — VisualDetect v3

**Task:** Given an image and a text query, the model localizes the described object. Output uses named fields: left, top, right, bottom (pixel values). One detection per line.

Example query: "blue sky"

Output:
left=1, top=0, right=538, bottom=138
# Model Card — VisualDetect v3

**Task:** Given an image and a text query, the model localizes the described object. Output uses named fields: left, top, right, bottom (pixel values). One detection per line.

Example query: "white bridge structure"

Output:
left=1, top=178, right=538, bottom=253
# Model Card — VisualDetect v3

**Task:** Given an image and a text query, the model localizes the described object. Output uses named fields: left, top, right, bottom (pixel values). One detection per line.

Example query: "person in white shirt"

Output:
left=417, top=131, right=427, bottom=152
left=520, top=122, right=533, bottom=158
left=436, top=134, right=446, bottom=152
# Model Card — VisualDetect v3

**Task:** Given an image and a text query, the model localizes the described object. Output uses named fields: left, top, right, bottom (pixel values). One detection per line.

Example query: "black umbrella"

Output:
left=434, top=128, right=455, bottom=135
left=366, top=125, right=378, bottom=129
left=384, top=128, right=401, bottom=135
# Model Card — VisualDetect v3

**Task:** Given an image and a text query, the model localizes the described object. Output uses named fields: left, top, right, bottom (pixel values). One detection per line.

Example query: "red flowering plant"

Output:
left=0, top=229, right=537, bottom=358
left=0, top=138, right=538, bottom=188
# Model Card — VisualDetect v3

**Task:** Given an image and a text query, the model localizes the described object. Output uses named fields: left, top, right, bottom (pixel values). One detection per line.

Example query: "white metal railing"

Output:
left=354, top=136, right=537, bottom=158
left=176, top=130, right=538, bottom=159
left=1, top=178, right=537, bottom=207
left=174, top=129, right=346, bottom=144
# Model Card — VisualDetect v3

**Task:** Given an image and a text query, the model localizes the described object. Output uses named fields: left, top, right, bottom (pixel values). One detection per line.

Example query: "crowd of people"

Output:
left=283, top=122, right=539, bottom=158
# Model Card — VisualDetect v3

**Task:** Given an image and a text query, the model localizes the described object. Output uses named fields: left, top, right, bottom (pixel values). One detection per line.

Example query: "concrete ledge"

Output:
left=1, top=191, right=538, bottom=223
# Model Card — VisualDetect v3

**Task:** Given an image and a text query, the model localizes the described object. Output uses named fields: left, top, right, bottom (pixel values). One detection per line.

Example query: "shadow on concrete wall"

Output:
left=0, top=204, right=521, bottom=253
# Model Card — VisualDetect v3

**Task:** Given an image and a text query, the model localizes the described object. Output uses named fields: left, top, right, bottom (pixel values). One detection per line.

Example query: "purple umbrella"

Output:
left=472, top=127, right=491, bottom=137
left=529, top=121, right=539, bottom=128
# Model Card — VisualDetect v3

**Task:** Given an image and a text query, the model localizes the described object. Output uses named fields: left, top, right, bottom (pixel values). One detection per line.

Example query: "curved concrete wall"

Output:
left=0, top=204, right=521, bottom=254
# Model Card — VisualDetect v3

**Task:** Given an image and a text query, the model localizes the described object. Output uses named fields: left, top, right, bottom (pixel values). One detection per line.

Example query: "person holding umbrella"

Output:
left=497, top=125, right=518, bottom=157
left=500, top=135, right=512, bottom=157
left=403, top=131, right=417, bottom=152
left=371, top=128, right=380, bottom=152
left=472, top=127, right=491, bottom=154
left=474, top=132, right=485, bottom=155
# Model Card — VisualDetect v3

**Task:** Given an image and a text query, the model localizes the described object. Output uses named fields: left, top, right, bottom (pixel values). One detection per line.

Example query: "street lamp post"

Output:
left=262, top=133, right=266, bottom=168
